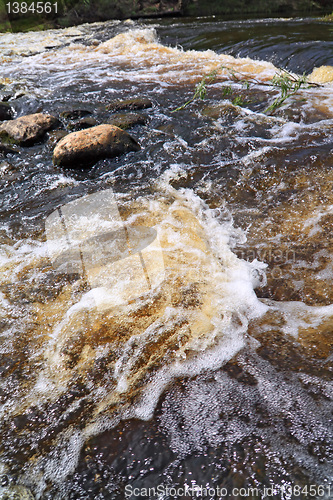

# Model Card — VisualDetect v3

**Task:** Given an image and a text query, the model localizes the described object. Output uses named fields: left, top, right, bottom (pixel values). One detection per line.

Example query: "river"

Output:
left=0, top=15, right=332, bottom=500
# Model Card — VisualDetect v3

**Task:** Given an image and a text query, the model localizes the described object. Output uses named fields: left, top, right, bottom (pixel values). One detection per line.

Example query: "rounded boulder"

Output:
left=0, top=113, right=59, bottom=145
left=53, top=124, right=140, bottom=167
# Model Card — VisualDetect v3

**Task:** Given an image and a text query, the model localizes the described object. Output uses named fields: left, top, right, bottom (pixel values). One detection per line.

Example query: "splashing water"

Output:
left=0, top=16, right=332, bottom=499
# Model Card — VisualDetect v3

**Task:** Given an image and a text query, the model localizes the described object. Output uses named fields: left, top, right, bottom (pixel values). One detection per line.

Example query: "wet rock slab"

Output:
left=60, top=109, right=92, bottom=121
left=67, top=116, right=98, bottom=131
left=0, top=113, right=59, bottom=145
left=107, top=112, right=148, bottom=130
left=106, top=97, right=153, bottom=112
left=0, top=144, right=18, bottom=156
left=53, top=123, right=140, bottom=167
left=0, top=102, right=14, bottom=121
left=46, top=129, right=68, bottom=148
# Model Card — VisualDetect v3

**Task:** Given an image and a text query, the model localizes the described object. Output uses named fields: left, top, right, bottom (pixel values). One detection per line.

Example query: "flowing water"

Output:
left=0, top=15, right=332, bottom=500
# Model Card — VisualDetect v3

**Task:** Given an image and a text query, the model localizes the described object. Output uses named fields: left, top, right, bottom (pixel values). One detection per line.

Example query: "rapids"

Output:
left=0, top=15, right=332, bottom=500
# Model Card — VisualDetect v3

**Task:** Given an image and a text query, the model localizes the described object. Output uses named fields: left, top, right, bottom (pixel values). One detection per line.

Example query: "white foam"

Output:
left=1, top=25, right=278, bottom=88
left=266, top=300, right=333, bottom=338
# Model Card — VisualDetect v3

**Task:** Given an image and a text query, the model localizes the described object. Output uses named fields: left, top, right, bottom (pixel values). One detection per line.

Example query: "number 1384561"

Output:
left=6, top=2, right=58, bottom=14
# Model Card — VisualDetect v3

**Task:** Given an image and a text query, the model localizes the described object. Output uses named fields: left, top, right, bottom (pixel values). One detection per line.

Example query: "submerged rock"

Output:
left=67, top=116, right=98, bottom=131
left=60, top=110, right=97, bottom=132
left=53, top=124, right=140, bottom=167
left=0, top=144, right=18, bottom=156
left=106, top=97, right=153, bottom=112
left=107, top=112, right=148, bottom=130
left=202, top=103, right=243, bottom=121
left=0, top=161, right=16, bottom=177
left=47, top=130, right=68, bottom=148
left=0, top=92, right=14, bottom=102
left=60, top=109, right=92, bottom=120
left=0, top=113, right=59, bottom=145
left=0, top=102, right=13, bottom=121
left=0, top=484, right=35, bottom=499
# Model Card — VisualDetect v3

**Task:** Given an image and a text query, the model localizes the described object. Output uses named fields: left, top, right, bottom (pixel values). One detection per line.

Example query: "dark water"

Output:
left=0, top=16, right=332, bottom=500
left=149, top=17, right=333, bottom=73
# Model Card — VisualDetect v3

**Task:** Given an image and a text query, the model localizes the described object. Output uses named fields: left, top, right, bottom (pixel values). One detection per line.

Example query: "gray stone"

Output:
left=0, top=102, right=13, bottom=121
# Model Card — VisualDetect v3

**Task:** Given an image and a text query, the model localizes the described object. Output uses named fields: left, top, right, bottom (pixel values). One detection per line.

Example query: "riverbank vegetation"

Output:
left=184, top=0, right=333, bottom=17
left=0, top=0, right=332, bottom=32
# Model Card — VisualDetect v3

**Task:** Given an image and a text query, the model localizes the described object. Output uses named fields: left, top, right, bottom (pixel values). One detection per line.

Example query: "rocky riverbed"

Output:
left=0, top=18, right=332, bottom=499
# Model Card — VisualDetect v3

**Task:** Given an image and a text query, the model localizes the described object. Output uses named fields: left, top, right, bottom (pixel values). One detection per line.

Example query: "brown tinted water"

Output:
left=0, top=16, right=332, bottom=500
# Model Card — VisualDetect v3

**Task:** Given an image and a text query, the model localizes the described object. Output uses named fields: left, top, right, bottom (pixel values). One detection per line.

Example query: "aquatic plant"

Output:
left=173, top=69, right=219, bottom=112
left=264, top=70, right=310, bottom=113
left=173, top=66, right=321, bottom=114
